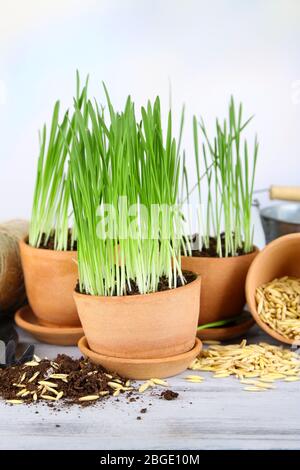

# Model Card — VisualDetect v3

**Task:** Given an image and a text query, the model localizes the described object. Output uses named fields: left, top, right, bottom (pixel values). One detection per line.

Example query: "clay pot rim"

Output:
left=246, top=233, right=300, bottom=345
left=19, top=237, right=77, bottom=256
left=73, top=273, right=201, bottom=303
left=182, top=246, right=259, bottom=263
left=78, top=335, right=202, bottom=365
left=15, top=305, right=83, bottom=335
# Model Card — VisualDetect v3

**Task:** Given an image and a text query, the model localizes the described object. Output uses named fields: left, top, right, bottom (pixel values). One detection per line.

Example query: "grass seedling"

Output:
left=29, top=73, right=88, bottom=250
left=190, top=96, right=258, bottom=257
left=69, top=86, right=185, bottom=296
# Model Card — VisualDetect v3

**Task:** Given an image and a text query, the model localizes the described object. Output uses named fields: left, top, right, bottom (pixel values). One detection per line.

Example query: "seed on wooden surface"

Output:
left=41, top=395, right=57, bottom=401
left=55, top=391, right=64, bottom=400
left=253, top=382, right=274, bottom=389
left=99, top=391, right=109, bottom=396
left=104, top=373, right=113, bottom=379
left=49, top=374, right=68, bottom=379
left=240, top=379, right=256, bottom=385
left=16, top=389, right=28, bottom=397
left=24, top=361, right=39, bottom=367
left=28, top=371, right=40, bottom=383
left=45, top=386, right=59, bottom=395
left=113, top=390, right=120, bottom=397
left=33, top=355, right=41, bottom=363
left=48, top=374, right=68, bottom=383
left=284, top=377, right=300, bottom=382
left=6, top=400, right=24, bottom=404
left=107, top=381, right=122, bottom=390
left=78, top=395, right=99, bottom=402
left=139, top=381, right=151, bottom=393
left=244, top=386, right=267, bottom=392
left=213, top=373, right=230, bottom=378
left=243, top=372, right=261, bottom=378
left=33, top=393, right=38, bottom=402
left=125, top=380, right=131, bottom=387
left=151, top=378, right=168, bottom=386
left=258, top=376, right=276, bottom=383
left=13, top=383, right=26, bottom=388
left=185, top=375, right=204, bottom=381
left=20, top=372, right=26, bottom=383
left=38, top=381, right=58, bottom=388
left=185, top=378, right=204, bottom=383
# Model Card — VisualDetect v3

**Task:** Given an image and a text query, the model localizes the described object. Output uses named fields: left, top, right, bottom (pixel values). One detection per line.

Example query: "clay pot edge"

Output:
left=19, top=237, right=77, bottom=258
left=73, top=273, right=201, bottom=304
left=182, top=245, right=259, bottom=264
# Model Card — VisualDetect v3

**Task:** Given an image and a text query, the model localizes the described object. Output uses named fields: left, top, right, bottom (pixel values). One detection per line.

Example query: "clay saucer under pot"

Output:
left=78, top=336, right=202, bottom=380
left=197, top=310, right=255, bottom=341
left=15, top=305, right=83, bottom=346
left=246, top=233, right=300, bottom=345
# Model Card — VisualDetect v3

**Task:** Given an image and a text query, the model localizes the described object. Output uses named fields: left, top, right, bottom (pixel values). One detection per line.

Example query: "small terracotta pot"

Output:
left=246, top=233, right=300, bottom=344
left=181, top=248, right=258, bottom=325
left=19, top=239, right=79, bottom=327
left=73, top=275, right=201, bottom=359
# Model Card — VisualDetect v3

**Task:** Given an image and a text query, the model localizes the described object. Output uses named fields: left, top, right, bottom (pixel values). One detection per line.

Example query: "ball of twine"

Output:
left=0, top=220, right=29, bottom=315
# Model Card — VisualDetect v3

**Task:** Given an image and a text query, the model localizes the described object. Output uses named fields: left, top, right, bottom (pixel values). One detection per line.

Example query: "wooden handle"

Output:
left=270, top=185, right=300, bottom=202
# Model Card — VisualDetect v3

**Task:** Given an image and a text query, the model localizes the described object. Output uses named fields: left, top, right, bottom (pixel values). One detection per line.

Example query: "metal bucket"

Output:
left=260, top=203, right=300, bottom=244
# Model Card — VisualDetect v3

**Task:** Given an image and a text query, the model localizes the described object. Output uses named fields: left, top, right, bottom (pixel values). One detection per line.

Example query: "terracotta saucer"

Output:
left=78, top=336, right=202, bottom=380
left=15, top=305, right=84, bottom=346
left=197, top=311, right=255, bottom=341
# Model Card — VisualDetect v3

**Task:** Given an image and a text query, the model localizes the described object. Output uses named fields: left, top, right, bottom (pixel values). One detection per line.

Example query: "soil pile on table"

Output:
left=0, top=354, right=132, bottom=405
left=161, top=390, right=179, bottom=400
left=0, top=354, right=180, bottom=407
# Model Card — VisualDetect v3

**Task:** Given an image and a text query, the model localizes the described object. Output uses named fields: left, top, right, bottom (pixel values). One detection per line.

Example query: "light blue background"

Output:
left=1, top=0, right=299, bottom=231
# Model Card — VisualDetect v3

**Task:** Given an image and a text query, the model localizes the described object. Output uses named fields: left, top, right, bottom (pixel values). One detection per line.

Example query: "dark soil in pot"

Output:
left=76, top=270, right=197, bottom=296
left=186, top=233, right=255, bottom=258
left=26, top=230, right=77, bottom=251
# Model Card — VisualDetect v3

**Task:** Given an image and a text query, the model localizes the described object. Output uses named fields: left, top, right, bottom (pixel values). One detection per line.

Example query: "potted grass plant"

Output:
left=181, top=97, right=259, bottom=330
left=70, top=88, right=201, bottom=377
left=19, top=75, right=88, bottom=329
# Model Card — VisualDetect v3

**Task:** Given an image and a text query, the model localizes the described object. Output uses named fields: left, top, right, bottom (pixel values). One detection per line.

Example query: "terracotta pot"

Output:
left=19, top=239, right=79, bottom=327
left=246, top=233, right=300, bottom=344
left=181, top=248, right=258, bottom=325
left=73, top=275, right=201, bottom=359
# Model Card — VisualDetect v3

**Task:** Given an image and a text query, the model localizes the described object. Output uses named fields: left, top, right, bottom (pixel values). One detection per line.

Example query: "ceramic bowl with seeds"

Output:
left=256, top=276, right=300, bottom=342
left=246, top=233, right=300, bottom=345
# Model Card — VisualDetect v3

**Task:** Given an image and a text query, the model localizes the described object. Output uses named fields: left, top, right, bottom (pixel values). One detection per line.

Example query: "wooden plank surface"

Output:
left=0, top=325, right=299, bottom=450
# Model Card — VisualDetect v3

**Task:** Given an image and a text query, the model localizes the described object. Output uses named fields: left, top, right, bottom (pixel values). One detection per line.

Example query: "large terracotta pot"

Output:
left=181, top=249, right=258, bottom=325
left=246, top=233, right=300, bottom=345
left=19, top=239, right=79, bottom=327
left=73, top=275, right=201, bottom=359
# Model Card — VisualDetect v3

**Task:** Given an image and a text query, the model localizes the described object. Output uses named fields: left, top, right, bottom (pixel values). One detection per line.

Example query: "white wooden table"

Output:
left=0, top=325, right=299, bottom=450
